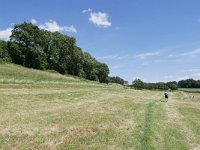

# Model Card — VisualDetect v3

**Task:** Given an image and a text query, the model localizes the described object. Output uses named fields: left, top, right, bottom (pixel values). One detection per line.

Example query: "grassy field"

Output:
left=0, top=64, right=200, bottom=149
left=179, top=88, right=200, bottom=93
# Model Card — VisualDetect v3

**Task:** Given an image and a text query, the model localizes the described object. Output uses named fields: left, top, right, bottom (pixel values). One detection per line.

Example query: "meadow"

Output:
left=179, top=88, right=200, bottom=93
left=0, top=64, right=200, bottom=149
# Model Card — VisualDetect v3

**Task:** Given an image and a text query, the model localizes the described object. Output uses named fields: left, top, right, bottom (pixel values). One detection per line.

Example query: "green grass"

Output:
left=179, top=88, right=200, bottom=93
left=178, top=106, right=200, bottom=142
left=0, top=63, right=200, bottom=149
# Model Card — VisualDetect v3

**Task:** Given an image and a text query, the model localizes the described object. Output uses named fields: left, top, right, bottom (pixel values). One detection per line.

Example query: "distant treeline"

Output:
left=178, top=78, right=200, bottom=88
left=131, top=78, right=200, bottom=90
left=131, top=79, right=178, bottom=90
left=108, top=76, right=128, bottom=85
left=0, top=22, right=112, bottom=83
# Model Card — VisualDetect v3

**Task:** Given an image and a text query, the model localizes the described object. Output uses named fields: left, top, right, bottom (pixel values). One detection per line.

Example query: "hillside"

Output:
left=0, top=64, right=200, bottom=149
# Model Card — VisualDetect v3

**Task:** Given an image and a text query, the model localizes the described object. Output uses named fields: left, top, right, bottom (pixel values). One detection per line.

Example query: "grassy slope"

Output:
left=0, top=64, right=200, bottom=149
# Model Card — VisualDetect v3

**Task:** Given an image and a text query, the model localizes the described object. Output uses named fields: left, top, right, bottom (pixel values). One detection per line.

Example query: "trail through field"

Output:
left=165, top=92, right=199, bottom=150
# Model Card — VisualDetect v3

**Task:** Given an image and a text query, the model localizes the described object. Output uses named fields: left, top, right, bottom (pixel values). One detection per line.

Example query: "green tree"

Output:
left=6, top=22, right=111, bottom=83
left=97, top=63, right=109, bottom=83
left=166, top=81, right=178, bottom=90
left=0, top=40, right=10, bottom=62
left=109, top=76, right=125, bottom=85
left=82, top=52, right=99, bottom=81
left=132, top=79, right=144, bottom=89
left=9, top=22, right=48, bottom=69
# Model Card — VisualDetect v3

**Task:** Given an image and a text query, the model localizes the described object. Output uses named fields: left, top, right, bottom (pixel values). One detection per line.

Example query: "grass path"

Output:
left=165, top=93, right=195, bottom=149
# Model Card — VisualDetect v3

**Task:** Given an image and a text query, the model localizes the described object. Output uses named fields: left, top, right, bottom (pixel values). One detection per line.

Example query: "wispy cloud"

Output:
left=181, top=48, right=200, bottom=56
left=97, top=55, right=128, bottom=60
left=39, top=20, right=77, bottom=33
left=110, top=65, right=124, bottom=70
left=0, top=28, right=12, bottom=41
left=89, top=12, right=111, bottom=28
left=154, top=58, right=183, bottom=63
left=176, top=72, right=200, bottom=81
left=182, top=68, right=200, bottom=72
left=136, top=51, right=160, bottom=59
left=82, top=8, right=92, bottom=13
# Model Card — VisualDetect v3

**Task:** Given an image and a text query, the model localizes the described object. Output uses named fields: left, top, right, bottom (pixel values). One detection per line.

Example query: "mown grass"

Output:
left=179, top=88, right=200, bottom=93
left=178, top=106, right=200, bottom=143
left=0, top=63, right=200, bottom=149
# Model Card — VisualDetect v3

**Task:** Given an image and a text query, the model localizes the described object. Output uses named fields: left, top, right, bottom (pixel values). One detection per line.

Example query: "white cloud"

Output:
left=153, top=58, right=183, bottom=63
left=82, top=8, right=92, bottom=13
left=0, top=28, right=12, bottom=41
left=89, top=12, right=111, bottom=28
left=132, top=76, right=147, bottom=82
left=31, top=19, right=37, bottom=24
left=39, top=21, right=60, bottom=32
left=97, top=55, right=128, bottom=60
left=181, top=48, right=200, bottom=57
left=136, top=51, right=160, bottom=59
left=39, top=20, right=77, bottom=33
left=62, top=25, right=77, bottom=33
left=133, top=76, right=141, bottom=80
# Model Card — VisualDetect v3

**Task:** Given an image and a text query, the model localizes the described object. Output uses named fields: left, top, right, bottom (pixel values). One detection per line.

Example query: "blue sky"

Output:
left=1, top=0, right=200, bottom=83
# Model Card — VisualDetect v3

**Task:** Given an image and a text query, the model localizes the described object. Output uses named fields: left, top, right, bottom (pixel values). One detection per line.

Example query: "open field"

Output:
left=0, top=64, right=200, bottom=149
left=179, top=88, right=200, bottom=93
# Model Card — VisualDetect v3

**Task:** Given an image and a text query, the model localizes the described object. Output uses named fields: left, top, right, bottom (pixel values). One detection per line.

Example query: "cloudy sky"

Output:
left=1, top=0, right=200, bottom=83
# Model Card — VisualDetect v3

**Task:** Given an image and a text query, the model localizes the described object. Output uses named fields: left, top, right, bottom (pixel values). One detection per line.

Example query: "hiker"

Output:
left=164, top=91, right=168, bottom=101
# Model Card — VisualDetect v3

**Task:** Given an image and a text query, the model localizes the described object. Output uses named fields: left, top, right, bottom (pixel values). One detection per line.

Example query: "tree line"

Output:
left=131, top=78, right=200, bottom=90
left=178, top=78, right=200, bottom=88
left=108, top=76, right=128, bottom=85
left=0, top=22, right=111, bottom=83
left=131, top=79, right=178, bottom=90
left=2, top=23, right=198, bottom=87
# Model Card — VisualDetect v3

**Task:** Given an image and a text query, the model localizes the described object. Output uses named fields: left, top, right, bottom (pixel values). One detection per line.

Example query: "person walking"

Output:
left=164, top=91, right=168, bottom=102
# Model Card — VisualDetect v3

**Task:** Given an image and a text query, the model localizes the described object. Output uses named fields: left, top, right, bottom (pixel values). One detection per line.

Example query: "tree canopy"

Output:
left=1, top=22, right=110, bottom=83
left=178, top=78, right=200, bottom=88
left=131, top=79, right=178, bottom=90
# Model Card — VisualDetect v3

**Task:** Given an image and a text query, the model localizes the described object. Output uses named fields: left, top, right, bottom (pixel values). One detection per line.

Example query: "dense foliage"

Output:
left=0, top=22, right=110, bottom=83
left=132, top=79, right=178, bottom=90
left=0, top=40, right=10, bottom=62
left=178, top=78, right=200, bottom=88
left=108, top=76, right=126, bottom=85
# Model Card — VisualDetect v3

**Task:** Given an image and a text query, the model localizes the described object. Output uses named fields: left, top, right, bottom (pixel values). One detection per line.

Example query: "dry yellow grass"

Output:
left=0, top=64, right=200, bottom=149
